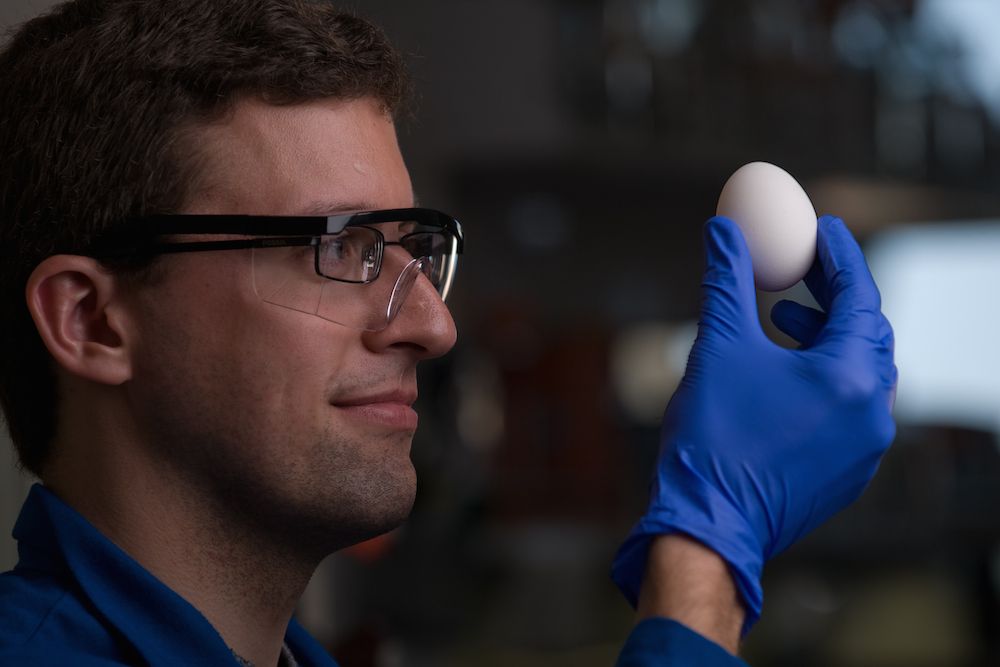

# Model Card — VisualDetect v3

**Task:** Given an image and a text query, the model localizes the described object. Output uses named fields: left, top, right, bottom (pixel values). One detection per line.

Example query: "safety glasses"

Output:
left=85, top=208, right=464, bottom=331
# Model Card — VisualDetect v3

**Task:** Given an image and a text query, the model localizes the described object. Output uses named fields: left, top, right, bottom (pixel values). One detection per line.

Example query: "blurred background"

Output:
left=4, top=0, right=1000, bottom=665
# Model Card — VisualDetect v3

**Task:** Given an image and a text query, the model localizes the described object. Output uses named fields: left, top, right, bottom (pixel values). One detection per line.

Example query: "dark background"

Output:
left=4, top=1, right=1000, bottom=665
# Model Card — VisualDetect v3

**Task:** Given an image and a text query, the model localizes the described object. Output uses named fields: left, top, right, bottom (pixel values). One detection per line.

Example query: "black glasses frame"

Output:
left=85, top=207, right=463, bottom=262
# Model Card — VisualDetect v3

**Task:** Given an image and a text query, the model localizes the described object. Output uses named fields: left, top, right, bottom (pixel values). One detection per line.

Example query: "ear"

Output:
left=26, top=255, right=133, bottom=386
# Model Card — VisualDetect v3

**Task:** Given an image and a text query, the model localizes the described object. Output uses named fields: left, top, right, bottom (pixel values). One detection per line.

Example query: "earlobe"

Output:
left=26, top=256, right=133, bottom=386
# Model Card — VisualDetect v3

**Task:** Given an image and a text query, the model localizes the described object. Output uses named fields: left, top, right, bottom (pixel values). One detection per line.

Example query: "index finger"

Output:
left=803, top=215, right=883, bottom=343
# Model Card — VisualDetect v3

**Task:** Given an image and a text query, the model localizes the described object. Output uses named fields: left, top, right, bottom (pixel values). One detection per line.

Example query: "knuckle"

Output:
left=876, top=415, right=897, bottom=448
left=824, top=364, right=880, bottom=405
left=819, top=362, right=896, bottom=450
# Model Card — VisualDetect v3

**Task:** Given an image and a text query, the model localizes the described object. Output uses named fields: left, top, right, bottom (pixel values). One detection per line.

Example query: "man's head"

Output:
left=0, top=0, right=457, bottom=550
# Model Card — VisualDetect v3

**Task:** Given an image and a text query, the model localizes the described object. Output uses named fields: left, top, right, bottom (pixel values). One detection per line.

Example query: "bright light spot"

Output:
left=611, top=321, right=697, bottom=425
left=915, top=0, right=1000, bottom=123
left=867, top=221, right=1000, bottom=436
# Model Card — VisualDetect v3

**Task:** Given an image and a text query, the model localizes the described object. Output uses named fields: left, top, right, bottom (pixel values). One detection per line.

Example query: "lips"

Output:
left=332, top=390, right=419, bottom=430
left=334, top=390, right=417, bottom=408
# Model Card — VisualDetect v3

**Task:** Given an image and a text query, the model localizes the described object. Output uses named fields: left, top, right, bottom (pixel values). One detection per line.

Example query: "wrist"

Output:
left=637, top=533, right=745, bottom=654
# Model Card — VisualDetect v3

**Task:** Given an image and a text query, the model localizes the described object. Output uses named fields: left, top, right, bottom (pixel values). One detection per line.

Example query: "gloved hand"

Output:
left=612, top=215, right=897, bottom=634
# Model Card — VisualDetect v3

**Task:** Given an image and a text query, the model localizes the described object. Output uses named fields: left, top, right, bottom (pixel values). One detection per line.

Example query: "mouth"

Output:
left=332, top=390, right=419, bottom=431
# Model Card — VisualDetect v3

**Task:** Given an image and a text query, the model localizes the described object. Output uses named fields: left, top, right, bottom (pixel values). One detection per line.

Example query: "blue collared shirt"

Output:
left=0, top=484, right=338, bottom=666
left=616, top=618, right=749, bottom=667
left=0, top=484, right=747, bottom=666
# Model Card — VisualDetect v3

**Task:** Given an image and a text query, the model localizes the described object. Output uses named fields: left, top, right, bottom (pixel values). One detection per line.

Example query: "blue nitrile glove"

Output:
left=612, top=215, right=897, bottom=634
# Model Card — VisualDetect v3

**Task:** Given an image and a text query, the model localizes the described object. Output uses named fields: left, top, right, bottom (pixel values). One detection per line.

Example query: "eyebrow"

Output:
left=301, top=190, right=420, bottom=216
left=300, top=200, right=378, bottom=216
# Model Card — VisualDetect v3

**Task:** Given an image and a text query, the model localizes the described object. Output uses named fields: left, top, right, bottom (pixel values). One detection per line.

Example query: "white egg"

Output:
left=716, top=162, right=818, bottom=292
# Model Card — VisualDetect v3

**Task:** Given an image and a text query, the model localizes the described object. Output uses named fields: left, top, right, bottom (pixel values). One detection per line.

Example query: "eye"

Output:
left=316, top=227, right=381, bottom=281
left=320, top=237, right=347, bottom=261
left=315, top=235, right=351, bottom=278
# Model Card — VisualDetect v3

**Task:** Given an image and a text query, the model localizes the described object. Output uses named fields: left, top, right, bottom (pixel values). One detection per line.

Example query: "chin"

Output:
left=369, top=463, right=417, bottom=531
left=318, top=462, right=417, bottom=551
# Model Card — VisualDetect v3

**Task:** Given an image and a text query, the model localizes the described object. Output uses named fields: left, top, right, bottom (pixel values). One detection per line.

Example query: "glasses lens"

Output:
left=250, top=221, right=459, bottom=331
left=401, top=231, right=459, bottom=300
left=252, top=236, right=394, bottom=331
left=317, top=227, right=382, bottom=282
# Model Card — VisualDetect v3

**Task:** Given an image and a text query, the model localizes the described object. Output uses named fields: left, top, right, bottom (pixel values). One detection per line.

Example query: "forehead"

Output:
left=187, top=96, right=413, bottom=215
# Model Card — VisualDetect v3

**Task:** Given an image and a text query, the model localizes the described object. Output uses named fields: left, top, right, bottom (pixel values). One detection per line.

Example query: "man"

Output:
left=0, top=1, right=896, bottom=665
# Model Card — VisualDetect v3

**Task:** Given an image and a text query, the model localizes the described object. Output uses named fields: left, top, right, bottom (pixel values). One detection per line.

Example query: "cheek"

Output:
left=129, top=256, right=359, bottom=446
left=225, top=307, right=358, bottom=417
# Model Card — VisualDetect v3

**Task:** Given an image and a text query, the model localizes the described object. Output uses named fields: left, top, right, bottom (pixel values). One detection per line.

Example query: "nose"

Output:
left=362, top=255, right=457, bottom=359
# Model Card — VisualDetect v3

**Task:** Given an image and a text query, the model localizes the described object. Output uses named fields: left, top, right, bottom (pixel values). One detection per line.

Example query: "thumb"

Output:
left=804, top=215, right=883, bottom=344
left=698, top=216, right=761, bottom=341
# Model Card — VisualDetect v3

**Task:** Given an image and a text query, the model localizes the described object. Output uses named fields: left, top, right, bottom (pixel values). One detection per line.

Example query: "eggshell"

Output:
left=716, top=162, right=818, bottom=292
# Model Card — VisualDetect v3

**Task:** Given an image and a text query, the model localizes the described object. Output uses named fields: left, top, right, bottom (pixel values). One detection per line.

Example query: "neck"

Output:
left=46, top=438, right=318, bottom=667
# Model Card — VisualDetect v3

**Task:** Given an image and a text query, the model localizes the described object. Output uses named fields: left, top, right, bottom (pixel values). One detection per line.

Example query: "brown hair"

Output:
left=0, top=0, right=410, bottom=476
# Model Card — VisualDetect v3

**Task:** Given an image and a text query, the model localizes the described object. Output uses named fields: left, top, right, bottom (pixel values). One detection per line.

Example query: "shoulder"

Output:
left=0, top=567, right=72, bottom=646
left=0, top=648, right=130, bottom=666
left=0, top=568, right=128, bottom=661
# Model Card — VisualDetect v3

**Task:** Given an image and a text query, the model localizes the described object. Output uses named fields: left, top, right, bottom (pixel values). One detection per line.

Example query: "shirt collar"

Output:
left=13, top=484, right=338, bottom=667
